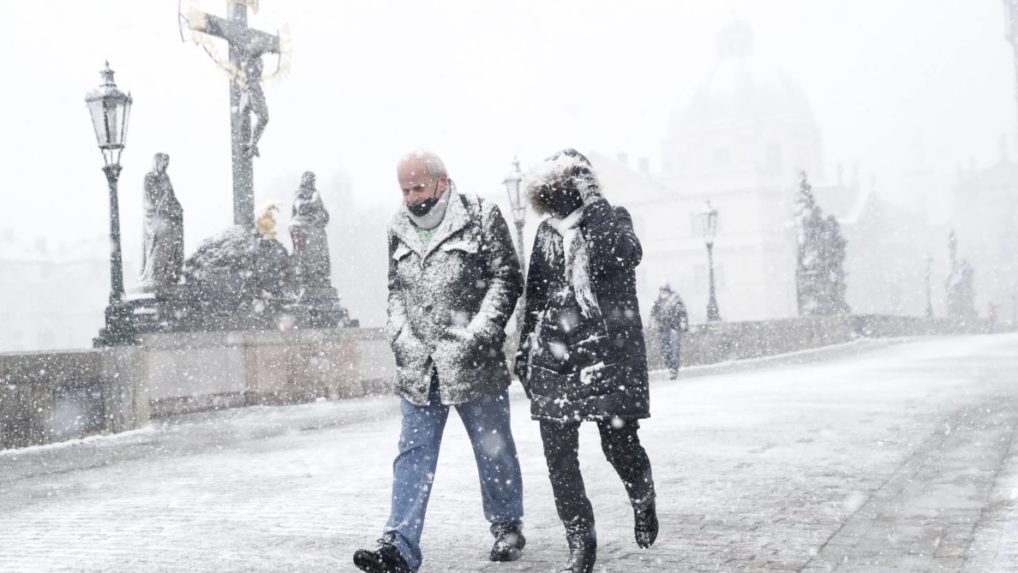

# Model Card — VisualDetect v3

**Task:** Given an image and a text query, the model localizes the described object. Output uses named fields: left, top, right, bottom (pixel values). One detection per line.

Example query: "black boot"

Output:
left=353, top=536, right=413, bottom=573
left=634, top=499, right=659, bottom=548
left=559, top=522, right=596, bottom=573
left=490, top=522, right=526, bottom=562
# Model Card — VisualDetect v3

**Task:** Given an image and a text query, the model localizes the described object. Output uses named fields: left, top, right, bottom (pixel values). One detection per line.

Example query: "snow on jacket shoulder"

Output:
left=386, top=188, right=523, bottom=406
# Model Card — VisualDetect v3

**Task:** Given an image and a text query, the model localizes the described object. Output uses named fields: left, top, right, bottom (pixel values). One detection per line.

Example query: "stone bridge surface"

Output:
left=2, top=334, right=1018, bottom=572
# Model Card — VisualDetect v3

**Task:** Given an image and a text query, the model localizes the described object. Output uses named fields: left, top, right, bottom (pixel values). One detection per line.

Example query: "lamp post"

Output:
left=924, top=255, right=934, bottom=318
left=86, top=62, right=135, bottom=346
left=699, top=201, right=721, bottom=322
left=502, top=157, right=527, bottom=273
left=502, top=158, right=527, bottom=333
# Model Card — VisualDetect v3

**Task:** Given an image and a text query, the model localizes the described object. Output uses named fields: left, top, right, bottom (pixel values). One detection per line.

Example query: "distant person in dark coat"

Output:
left=515, top=148, right=658, bottom=573
left=650, top=283, right=689, bottom=379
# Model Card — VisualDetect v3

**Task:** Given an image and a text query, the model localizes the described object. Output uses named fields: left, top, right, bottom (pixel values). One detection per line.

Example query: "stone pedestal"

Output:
left=2, top=327, right=396, bottom=450
left=139, top=328, right=364, bottom=417
left=101, top=346, right=150, bottom=433
left=0, top=350, right=149, bottom=449
left=298, top=286, right=351, bottom=328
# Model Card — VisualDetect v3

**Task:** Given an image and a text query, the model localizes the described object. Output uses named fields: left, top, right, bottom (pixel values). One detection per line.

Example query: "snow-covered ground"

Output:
left=2, top=334, right=1018, bottom=572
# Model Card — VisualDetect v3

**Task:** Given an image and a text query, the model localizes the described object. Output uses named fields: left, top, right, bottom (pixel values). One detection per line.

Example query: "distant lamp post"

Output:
left=503, top=157, right=527, bottom=333
left=699, top=201, right=721, bottom=322
left=924, top=255, right=934, bottom=318
left=86, top=61, right=135, bottom=346
left=502, top=157, right=527, bottom=273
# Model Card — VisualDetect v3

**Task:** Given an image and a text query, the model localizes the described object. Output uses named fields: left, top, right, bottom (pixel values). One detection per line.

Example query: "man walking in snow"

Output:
left=650, top=283, right=689, bottom=379
left=353, top=151, right=526, bottom=573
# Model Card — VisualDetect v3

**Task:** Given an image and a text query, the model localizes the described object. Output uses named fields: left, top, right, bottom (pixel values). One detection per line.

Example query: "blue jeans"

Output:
left=383, top=381, right=524, bottom=571
left=659, top=328, right=681, bottom=375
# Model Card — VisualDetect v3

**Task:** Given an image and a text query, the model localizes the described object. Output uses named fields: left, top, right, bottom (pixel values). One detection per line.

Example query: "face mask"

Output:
left=408, top=196, right=439, bottom=217
left=407, top=181, right=440, bottom=216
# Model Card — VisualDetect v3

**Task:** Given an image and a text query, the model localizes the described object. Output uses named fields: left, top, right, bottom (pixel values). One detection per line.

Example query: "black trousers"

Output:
left=539, top=418, right=655, bottom=528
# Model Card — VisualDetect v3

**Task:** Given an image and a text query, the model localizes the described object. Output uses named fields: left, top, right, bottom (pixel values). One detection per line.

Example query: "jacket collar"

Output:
left=389, top=183, right=471, bottom=260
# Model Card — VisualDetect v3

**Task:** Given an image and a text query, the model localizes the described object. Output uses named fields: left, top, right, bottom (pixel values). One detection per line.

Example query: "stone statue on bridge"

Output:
left=140, top=153, right=185, bottom=291
left=289, top=171, right=331, bottom=292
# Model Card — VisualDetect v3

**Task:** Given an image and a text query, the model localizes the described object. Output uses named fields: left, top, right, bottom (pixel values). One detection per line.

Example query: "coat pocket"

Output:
left=528, top=361, right=628, bottom=401
left=440, top=239, right=480, bottom=254
left=577, top=361, right=627, bottom=397
left=527, top=365, right=570, bottom=398
left=437, top=238, right=487, bottom=301
left=392, top=243, right=414, bottom=261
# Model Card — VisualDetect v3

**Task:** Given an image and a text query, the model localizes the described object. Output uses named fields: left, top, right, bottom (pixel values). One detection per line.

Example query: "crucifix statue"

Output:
left=185, top=0, right=282, bottom=226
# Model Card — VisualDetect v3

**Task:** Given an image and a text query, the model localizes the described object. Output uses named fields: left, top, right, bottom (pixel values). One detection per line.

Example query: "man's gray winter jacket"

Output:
left=386, top=187, right=523, bottom=406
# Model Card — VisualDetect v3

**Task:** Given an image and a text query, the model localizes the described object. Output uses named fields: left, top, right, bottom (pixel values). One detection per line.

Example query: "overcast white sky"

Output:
left=0, top=0, right=1014, bottom=257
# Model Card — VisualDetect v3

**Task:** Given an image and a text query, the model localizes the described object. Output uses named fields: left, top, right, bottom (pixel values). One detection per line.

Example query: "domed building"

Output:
left=661, top=20, right=824, bottom=190
left=617, top=21, right=832, bottom=322
left=600, top=21, right=928, bottom=324
left=598, top=20, right=932, bottom=325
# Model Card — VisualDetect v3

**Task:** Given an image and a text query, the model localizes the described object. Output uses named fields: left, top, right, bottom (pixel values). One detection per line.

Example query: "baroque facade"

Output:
left=612, top=22, right=934, bottom=323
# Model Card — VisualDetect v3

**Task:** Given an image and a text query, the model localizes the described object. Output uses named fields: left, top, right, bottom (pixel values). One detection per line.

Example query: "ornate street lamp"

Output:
left=502, top=157, right=527, bottom=273
left=86, top=62, right=135, bottom=346
left=502, top=157, right=527, bottom=332
left=699, top=200, right=721, bottom=322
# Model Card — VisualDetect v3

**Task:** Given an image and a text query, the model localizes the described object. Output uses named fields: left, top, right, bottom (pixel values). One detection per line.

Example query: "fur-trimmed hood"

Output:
left=525, top=148, right=602, bottom=216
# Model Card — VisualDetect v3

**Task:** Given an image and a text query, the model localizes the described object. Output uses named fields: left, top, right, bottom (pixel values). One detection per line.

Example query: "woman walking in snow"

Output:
left=515, top=149, right=658, bottom=573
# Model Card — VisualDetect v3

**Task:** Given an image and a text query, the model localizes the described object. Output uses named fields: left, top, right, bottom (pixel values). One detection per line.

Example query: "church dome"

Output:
left=671, top=21, right=817, bottom=135
left=662, top=21, right=823, bottom=183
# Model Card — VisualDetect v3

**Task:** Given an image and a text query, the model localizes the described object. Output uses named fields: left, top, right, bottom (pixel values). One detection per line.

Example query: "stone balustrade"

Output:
left=0, top=315, right=999, bottom=450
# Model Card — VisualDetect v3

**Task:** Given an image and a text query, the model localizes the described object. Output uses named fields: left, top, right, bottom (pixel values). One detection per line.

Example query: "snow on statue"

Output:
left=289, top=171, right=331, bottom=292
left=795, top=171, right=850, bottom=316
left=139, top=153, right=185, bottom=291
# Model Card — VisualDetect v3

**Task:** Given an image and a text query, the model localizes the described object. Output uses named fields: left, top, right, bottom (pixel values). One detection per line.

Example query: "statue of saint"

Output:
left=289, top=171, right=331, bottom=290
left=140, top=153, right=185, bottom=291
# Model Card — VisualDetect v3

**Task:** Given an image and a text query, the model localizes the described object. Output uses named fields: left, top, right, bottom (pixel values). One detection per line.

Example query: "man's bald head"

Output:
left=397, top=151, right=447, bottom=179
left=397, top=150, right=449, bottom=207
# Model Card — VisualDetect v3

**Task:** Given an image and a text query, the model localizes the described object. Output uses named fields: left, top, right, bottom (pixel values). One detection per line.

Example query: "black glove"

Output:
left=573, top=174, right=602, bottom=204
